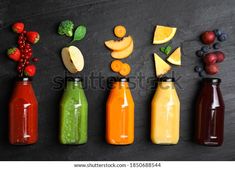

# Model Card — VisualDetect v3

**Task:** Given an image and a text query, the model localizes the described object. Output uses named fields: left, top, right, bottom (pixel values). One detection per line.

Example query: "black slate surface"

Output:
left=0, top=0, right=235, bottom=161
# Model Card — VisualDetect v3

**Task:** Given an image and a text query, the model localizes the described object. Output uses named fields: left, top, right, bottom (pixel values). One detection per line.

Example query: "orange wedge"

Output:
left=167, top=47, right=181, bottom=66
left=153, top=25, right=177, bottom=44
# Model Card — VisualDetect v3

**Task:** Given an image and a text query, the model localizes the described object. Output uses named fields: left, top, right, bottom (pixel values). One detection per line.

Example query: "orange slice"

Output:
left=167, top=47, right=181, bottom=66
left=153, top=25, right=177, bottom=44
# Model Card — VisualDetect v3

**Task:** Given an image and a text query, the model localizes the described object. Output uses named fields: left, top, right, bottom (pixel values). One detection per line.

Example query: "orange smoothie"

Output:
left=106, top=78, right=134, bottom=145
left=151, top=78, right=180, bottom=144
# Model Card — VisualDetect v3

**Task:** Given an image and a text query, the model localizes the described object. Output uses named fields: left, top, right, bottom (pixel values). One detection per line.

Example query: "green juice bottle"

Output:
left=60, top=77, right=88, bottom=144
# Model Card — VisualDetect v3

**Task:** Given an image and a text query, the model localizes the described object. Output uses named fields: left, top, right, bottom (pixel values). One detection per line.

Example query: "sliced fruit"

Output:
left=105, top=36, right=132, bottom=51
left=114, top=25, right=126, bottom=38
left=68, top=46, right=84, bottom=72
left=119, top=63, right=131, bottom=76
left=61, top=47, right=78, bottom=73
left=153, top=25, right=177, bottom=44
left=111, top=40, right=134, bottom=59
left=111, top=60, right=123, bottom=72
left=153, top=53, right=171, bottom=77
left=167, top=47, right=181, bottom=65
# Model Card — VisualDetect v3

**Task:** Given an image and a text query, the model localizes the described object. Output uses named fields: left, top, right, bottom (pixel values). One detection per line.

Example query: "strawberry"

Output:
left=26, top=31, right=40, bottom=44
left=12, top=22, right=24, bottom=33
left=7, top=47, right=21, bottom=61
left=24, top=64, right=36, bottom=77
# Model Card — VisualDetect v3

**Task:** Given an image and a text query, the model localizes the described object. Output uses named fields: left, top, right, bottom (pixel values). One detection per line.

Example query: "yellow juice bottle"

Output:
left=151, top=77, right=180, bottom=144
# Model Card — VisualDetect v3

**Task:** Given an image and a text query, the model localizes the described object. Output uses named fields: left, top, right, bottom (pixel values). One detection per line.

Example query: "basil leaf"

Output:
left=72, top=25, right=87, bottom=42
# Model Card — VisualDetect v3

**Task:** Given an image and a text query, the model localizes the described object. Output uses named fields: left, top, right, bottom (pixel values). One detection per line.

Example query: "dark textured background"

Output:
left=0, top=0, right=235, bottom=161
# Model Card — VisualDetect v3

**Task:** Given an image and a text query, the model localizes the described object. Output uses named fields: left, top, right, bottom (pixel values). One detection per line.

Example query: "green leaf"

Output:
left=160, top=47, right=165, bottom=53
left=164, top=46, right=172, bottom=55
left=72, top=25, right=87, bottom=43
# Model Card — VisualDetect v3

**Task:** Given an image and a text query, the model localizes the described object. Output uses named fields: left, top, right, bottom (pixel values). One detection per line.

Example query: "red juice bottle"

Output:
left=195, top=78, right=225, bottom=146
left=9, top=77, right=38, bottom=145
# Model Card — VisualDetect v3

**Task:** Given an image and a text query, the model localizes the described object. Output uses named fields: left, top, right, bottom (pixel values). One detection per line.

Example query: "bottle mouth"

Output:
left=16, top=76, right=32, bottom=82
left=158, top=77, right=175, bottom=82
left=203, top=78, right=221, bottom=83
left=115, top=77, right=129, bottom=82
left=66, top=77, right=82, bottom=82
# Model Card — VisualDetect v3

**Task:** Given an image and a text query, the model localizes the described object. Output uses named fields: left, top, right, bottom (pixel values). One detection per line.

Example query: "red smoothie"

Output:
left=195, top=78, right=225, bottom=146
left=9, top=77, right=38, bottom=145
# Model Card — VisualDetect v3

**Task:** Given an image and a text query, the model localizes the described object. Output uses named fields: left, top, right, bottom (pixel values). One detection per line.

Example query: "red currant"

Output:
left=32, top=57, right=39, bottom=62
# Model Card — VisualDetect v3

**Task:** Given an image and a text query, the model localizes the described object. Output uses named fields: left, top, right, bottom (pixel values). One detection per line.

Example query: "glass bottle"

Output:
left=151, top=77, right=180, bottom=144
left=60, top=77, right=88, bottom=144
left=195, top=78, right=225, bottom=146
left=106, top=77, right=135, bottom=145
left=9, top=77, right=38, bottom=145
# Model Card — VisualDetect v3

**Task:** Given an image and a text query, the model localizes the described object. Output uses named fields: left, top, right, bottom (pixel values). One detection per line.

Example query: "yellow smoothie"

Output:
left=151, top=78, right=180, bottom=144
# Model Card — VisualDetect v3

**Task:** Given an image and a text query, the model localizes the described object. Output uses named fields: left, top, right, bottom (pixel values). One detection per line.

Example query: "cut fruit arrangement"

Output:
left=194, top=29, right=227, bottom=76
left=58, top=20, right=87, bottom=73
left=152, top=25, right=181, bottom=77
left=7, top=22, right=40, bottom=77
left=105, top=25, right=133, bottom=76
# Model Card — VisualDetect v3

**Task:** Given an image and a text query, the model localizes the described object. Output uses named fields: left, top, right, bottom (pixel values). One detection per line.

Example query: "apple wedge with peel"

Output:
left=154, top=53, right=171, bottom=77
left=61, top=46, right=84, bottom=73
left=68, top=46, right=84, bottom=72
left=111, top=40, right=134, bottom=59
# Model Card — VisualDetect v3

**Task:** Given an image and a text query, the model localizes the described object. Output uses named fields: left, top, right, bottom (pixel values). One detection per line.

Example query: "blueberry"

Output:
left=214, top=29, right=222, bottom=37
left=201, top=46, right=210, bottom=53
left=213, top=42, right=221, bottom=49
left=194, top=66, right=203, bottom=73
left=218, top=33, right=228, bottom=42
left=196, top=50, right=204, bottom=57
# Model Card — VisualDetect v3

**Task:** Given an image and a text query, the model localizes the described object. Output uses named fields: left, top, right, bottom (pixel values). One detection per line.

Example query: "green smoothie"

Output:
left=60, top=78, right=88, bottom=144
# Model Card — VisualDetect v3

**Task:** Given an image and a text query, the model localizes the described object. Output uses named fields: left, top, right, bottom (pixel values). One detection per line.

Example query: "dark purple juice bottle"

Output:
left=195, top=78, right=225, bottom=146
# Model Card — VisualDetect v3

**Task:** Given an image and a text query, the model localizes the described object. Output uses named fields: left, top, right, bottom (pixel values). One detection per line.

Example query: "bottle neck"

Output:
left=16, top=80, right=32, bottom=86
left=157, top=81, right=175, bottom=90
left=112, top=81, right=129, bottom=89
left=202, top=81, right=220, bottom=88
left=66, top=81, right=83, bottom=90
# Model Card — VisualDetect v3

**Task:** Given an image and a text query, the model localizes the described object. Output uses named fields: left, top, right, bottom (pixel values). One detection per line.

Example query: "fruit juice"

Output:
left=9, top=77, right=38, bottom=145
left=60, top=77, right=88, bottom=144
left=195, top=78, right=224, bottom=146
left=106, top=77, right=134, bottom=145
left=151, top=77, right=180, bottom=144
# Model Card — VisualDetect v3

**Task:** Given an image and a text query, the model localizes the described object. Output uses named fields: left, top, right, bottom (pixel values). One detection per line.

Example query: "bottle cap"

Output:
left=203, top=78, right=221, bottom=83
left=16, top=76, right=32, bottom=82
left=66, top=77, right=82, bottom=82
left=116, top=77, right=129, bottom=82
left=158, top=77, right=175, bottom=82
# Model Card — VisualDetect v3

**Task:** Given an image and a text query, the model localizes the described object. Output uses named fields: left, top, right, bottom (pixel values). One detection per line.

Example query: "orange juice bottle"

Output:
left=151, top=77, right=180, bottom=144
left=106, top=77, right=134, bottom=145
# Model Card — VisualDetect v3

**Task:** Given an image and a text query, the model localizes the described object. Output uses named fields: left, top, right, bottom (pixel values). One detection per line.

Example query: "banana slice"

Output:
left=61, top=46, right=84, bottom=73
left=61, top=47, right=78, bottom=73
left=68, top=46, right=84, bottom=72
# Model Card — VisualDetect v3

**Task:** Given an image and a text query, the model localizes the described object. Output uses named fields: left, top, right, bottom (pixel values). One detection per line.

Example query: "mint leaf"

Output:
left=164, top=46, right=172, bottom=55
left=72, top=25, right=87, bottom=43
left=160, top=47, right=165, bottom=53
